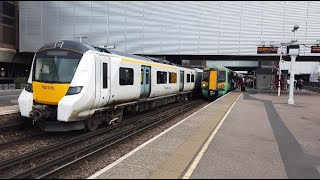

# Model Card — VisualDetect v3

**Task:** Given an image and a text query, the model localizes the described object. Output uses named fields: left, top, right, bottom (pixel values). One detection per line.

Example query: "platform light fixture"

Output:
left=75, top=36, right=88, bottom=43
left=287, top=25, right=300, bottom=105
left=292, top=25, right=299, bottom=42
left=104, top=45, right=115, bottom=49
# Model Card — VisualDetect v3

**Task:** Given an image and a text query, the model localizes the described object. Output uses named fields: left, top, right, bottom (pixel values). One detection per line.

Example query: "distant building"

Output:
left=2, top=1, right=320, bottom=89
left=0, top=1, right=32, bottom=87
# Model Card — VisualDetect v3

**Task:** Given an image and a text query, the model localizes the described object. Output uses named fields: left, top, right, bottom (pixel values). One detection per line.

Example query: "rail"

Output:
left=303, top=82, right=320, bottom=93
left=0, top=99, right=205, bottom=179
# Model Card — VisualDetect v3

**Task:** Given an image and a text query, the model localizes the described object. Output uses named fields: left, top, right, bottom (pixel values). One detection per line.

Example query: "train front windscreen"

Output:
left=32, top=49, right=82, bottom=84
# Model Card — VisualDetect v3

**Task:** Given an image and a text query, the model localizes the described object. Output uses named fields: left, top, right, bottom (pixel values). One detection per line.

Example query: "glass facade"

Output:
left=0, top=1, right=17, bottom=49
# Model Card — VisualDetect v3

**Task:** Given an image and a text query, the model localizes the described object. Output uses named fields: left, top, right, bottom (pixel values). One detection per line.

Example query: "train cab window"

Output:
left=187, top=74, right=190, bottom=83
left=33, top=50, right=82, bottom=83
left=202, top=71, right=209, bottom=82
left=119, top=67, right=134, bottom=85
left=191, top=74, right=195, bottom=82
left=169, top=72, right=177, bottom=83
left=218, top=71, right=226, bottom=82
left=103, top=63, right=108, bottom=88
left=157, top=71, right=167, bottom=84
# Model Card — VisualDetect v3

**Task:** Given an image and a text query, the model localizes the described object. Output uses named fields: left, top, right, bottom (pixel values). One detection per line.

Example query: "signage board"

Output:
left=257, top=46, right=278, bottom=54
left=311, top=45, right=320, bottom=53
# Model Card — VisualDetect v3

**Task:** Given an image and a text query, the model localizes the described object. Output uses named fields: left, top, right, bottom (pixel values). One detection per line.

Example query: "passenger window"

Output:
left=187, top=74, right=190, bottom=83
left=169, top=72, right=177, bottom=83
left=191, top=74, right=195, bottom=82
left=119, top=67, right=134, bottom=85
left=146, top=69, right=150, bottom=84
left=157, top=71, right=167, bottom=84
left=103, top=63, right=107, bottom=88
left=141, top=69, right=144, bottom=84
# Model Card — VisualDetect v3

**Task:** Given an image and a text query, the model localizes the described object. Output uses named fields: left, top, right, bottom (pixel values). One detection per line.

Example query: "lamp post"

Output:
left=288, top=25, right=299, bottom=105
left=278, top=52, right=283, bottom=96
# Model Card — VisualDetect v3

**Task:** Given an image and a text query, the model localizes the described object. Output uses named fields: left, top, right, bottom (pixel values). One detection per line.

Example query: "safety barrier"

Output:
left=0, top=83, right=16, bottom=90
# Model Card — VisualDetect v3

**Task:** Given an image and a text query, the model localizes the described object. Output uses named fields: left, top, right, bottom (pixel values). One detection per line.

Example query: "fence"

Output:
left=304, top=82, right=320, bottom=88
left=303, top=82, right=320, bottom=93
left=0, top=83, right=16, bottom=90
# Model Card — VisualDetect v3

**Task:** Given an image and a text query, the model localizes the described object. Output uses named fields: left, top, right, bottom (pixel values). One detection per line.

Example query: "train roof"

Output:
left=93, top=45, right=184, bottom=68
left=38, top=40, right=192, bottom=69
left=205, top=65, right=227, bottom=71
left=38, top=40, right=97, bottom=53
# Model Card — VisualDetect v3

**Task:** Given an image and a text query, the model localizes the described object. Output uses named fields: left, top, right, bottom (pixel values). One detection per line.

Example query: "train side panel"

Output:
left=58, top=51, right=97, bottom=121
left=149, top=64, right=179, bottom=98
left=108, top=57, right=141, bottom=103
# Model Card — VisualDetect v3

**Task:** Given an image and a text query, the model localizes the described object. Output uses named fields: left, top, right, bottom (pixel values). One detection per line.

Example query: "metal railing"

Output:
left=0, top=83, right=16, bottom=90
left=304, top=82, right=320, bottom=88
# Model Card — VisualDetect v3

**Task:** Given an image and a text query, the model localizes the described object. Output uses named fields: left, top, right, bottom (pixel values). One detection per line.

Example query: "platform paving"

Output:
left=189, top=91, right=320, bottom=179
left=90, top=92, right=241, bottom=179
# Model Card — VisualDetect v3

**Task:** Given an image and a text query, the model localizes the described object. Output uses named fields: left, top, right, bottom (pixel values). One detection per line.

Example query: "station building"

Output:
left=2, top=1, right=320, bottom=89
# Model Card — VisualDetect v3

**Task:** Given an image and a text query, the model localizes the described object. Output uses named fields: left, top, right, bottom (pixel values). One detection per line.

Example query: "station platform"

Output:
left=0, top=105, right=19, bottom=116
left=88, top=90, right=320, bottom=179
left=0, top=89, right=22, bottom=127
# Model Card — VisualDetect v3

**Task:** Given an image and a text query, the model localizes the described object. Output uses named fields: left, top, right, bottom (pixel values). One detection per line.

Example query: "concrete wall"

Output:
left=256, top=74, right=273, bottom=90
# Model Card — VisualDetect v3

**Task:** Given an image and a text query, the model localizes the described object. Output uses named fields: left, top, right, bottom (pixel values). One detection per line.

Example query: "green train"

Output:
left=201, top=65, right=243, bottom=99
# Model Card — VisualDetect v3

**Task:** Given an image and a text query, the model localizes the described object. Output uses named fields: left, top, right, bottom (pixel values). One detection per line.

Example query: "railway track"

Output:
left=0, top=132, right=45, bottom=149
left=0, top=113, right=24, bottom=131
left=0, top=99, right=204, bottom=179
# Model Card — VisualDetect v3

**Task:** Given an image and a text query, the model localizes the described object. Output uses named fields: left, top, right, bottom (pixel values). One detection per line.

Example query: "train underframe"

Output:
left=29, top=91, right=193, bottom=132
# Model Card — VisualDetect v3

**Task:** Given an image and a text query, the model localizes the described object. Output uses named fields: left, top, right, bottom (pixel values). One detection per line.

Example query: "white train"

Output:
left=18, top=40, right=202, bottom=131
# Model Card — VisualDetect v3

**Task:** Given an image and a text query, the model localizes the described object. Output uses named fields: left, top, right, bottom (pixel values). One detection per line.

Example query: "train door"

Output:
left=97, top=55, right=111, bottom=107
left=140, top=65, right=151, bottom=98
left=179, top=70, right=184, bottom=92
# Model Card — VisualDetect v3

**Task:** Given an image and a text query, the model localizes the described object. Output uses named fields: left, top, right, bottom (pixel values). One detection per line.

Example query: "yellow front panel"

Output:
left=209, top=71, right=217, bottom=90
left=33, top=81, right=70, bottom=105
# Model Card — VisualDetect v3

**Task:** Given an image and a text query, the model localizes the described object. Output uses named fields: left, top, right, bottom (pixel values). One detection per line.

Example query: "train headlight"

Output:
left=66, top=86, right=83, bottom=95
left=219, top=85, right=225, bottom=90
left=202, top=82, right=208, bottom=87
left=25, top=83, right=33, bottom=92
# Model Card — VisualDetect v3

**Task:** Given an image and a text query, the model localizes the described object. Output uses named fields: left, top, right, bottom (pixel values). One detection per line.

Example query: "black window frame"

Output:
left=157, top=71, right=167, bottom=84
left=146, top=69, right=150, bottom=84
left=187, top=74, right=191, bottom=83
left=191, top=74, right=195, bottom=82
left=119, top=67, right=134, bottom=85
left=103, top=63, right=108, bottom=88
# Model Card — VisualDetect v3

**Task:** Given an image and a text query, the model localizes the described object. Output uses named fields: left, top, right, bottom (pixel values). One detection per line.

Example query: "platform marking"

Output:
left=88, top=92, right=235, bottom=179
left=182, top=92, right=242, bottom=179
left=0, top=105, right=20, bottom=115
